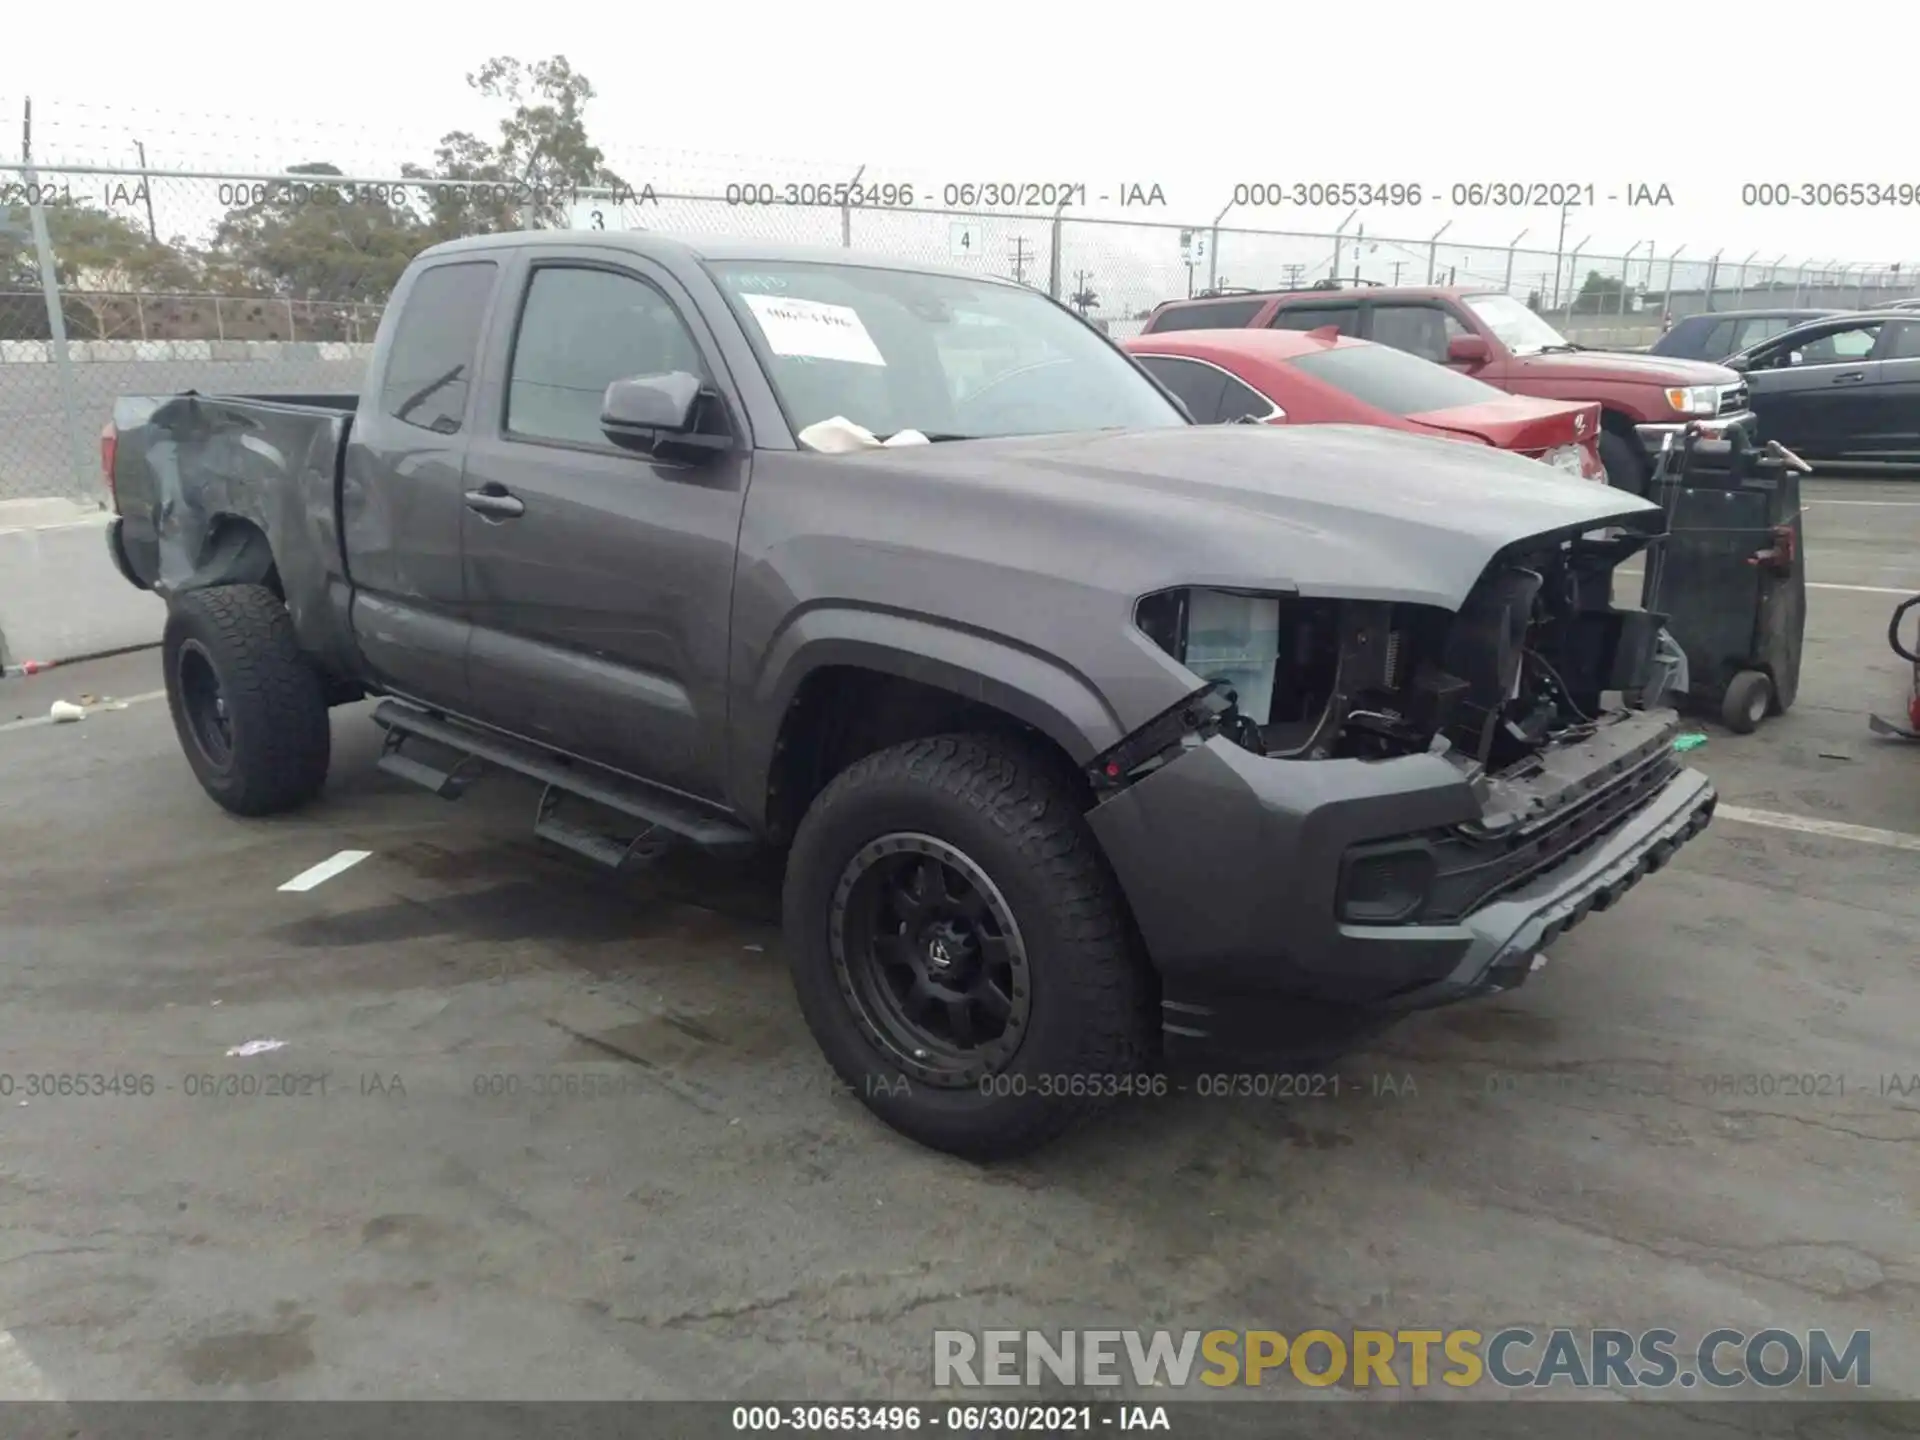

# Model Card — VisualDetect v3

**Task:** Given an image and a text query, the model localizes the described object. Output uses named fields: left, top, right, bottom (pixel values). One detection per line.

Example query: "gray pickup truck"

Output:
left=104, top=231, right=1716, bottom=1157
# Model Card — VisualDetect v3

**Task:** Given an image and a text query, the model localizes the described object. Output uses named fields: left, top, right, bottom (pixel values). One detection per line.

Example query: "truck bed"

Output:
left=108, top=391, right=362, bottom=679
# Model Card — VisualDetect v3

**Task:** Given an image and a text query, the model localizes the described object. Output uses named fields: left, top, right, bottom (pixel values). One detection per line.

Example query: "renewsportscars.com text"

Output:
left=933, top=1327, right=1871, bottom=1391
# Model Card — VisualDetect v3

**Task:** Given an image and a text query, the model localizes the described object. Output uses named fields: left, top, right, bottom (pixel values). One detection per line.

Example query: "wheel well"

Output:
left=200, top=517, right=284, bottom=600
left=1599, top=409, right=1638, bottom=440
left=764, top=666, right=1093, bottom=845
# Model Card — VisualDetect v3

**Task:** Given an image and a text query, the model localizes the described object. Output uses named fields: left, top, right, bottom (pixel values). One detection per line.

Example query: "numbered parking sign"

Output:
left=949, top=221, right=980, bottom=259
left=569, top=200, right=619, bottom=231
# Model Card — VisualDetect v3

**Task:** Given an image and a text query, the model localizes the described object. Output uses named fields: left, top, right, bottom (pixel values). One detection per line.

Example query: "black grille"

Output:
left=1414, top=743, right=1683, bottom=923
left=1717, top=384, right=1749, bottom=416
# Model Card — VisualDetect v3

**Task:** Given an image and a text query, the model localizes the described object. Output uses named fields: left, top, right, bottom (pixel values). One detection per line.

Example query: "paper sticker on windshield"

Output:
left=742, top=294, right=886, bottom=367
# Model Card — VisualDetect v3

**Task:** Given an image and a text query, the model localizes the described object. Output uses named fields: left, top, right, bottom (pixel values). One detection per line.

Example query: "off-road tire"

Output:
left=783, top=733, right=1151, bottom=1159
left=1599, top=429, right=1649, bottom=496
left=163, top=584, right=331, bottom=816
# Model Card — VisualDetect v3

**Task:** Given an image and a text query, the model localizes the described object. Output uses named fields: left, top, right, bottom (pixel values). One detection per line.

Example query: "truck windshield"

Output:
left=708, top=260, right=1187, bottom=441
left=1461, top=293, right=1574, bottom=356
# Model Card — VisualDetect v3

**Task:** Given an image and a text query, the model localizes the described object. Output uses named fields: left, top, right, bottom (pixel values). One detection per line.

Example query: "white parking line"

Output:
left=1718, top=805, right=1920, bottom=854
left=278, top=850, right=373, bottom=892
left=1615, top=570, right=1913, bottom=597
left=0, top=1329, right=61, bottom=1400
left=0, top=688, right=167, bottom=734
left=1800, top=582, right=1919, bottom=596
left=1804, top=499, right=1920, bottom=507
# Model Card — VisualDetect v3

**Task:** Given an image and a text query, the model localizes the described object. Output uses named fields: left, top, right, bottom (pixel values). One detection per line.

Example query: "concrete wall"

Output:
left=0, top=343, right=370, bottom=665
left=0, top=498, right=165, bottom=670
left=0, top=341, right=373, bottom=501
left=1657, top=284, right=1920, bottom=322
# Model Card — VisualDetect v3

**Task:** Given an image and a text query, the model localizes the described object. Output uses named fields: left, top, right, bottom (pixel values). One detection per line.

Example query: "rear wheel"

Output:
left=163, top=584, right=331, bottom=816
left=782, top=734, right=1151, bottom=1159
left=1599, top=429, right=1649, bottom=496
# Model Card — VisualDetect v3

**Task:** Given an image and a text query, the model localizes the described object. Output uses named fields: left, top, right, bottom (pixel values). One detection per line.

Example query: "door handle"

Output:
left=464, top=488, right=525, bottom=519
left=1831, top=370, right=1866, bottom=384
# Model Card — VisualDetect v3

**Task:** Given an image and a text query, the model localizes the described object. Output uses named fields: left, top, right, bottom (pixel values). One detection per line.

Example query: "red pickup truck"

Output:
left=1140, top=284, right=1754, bottom=494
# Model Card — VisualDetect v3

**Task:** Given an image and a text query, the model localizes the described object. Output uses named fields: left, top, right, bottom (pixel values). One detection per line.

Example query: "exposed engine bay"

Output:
left=1121, top=527, right=1666, bottom=786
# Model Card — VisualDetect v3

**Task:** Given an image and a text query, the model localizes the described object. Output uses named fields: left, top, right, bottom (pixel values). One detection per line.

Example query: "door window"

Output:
left=1216, top=373, right=1279, bottom=422
left=1877, top=320, right=1920, bottom=359
left=1269, top=304, right=1359, bottom=335
left=1146, top=300, right=1266, bottom=332
left=1776, top=322, right=1882, bottom=366
left=507, top=266, right=713, bottom=447
left=1698, top=319, right=1737, bottom=359
left=1135, top=354, right=1228, bottom=422
left=1368, top=304, right=1467, bottom=363
left=1731, top=316, right=1793, bottom=352
left=380, top=261, right=499, bottom=435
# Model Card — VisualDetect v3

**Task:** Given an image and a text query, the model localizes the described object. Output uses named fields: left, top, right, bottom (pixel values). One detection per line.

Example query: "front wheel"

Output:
left=163, top=584, right=331, bottom=816
left=782, top=734, right=1151, bottom=1159
left=1599, top=429, right=1649, bottom=497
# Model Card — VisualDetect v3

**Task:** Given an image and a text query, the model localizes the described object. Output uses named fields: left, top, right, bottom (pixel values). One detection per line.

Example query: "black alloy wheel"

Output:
left=830, top=833, right=1032, bottom=1088
left=175, top=638, right=235, bottom=771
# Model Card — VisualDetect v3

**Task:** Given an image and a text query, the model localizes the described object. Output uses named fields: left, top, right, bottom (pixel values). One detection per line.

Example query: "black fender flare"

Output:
left=730, top=605, right=1127, bottom=827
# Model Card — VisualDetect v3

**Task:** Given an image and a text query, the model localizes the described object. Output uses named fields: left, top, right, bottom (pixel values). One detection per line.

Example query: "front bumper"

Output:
left=1636, top=409, right=1757, bottom=455
left=1086, top=726, right=1716, bottom=1063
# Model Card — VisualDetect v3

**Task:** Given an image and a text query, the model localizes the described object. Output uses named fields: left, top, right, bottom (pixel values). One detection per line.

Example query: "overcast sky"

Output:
left=5, top=0, right=1919, bottom=289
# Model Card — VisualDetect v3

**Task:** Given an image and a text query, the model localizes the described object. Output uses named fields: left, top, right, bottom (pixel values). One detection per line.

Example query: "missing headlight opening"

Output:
left=1112, top=531, right=1660, bottom=786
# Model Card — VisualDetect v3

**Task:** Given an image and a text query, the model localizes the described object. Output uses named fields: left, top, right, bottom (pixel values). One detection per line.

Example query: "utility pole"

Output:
left=1391, top=261, right=1404, bottom=285
left=1281, top=263, right=1304, bottom=288
left=132, top=138, right=159, bottom=241
left=1550, top=200, right=1572, bottom=309
left=1009, top=236, right=1033, bottom=286
left=20, top=97, right=92, bottom=500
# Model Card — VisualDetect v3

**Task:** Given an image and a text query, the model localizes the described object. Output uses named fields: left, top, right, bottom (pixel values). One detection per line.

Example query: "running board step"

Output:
left=534, top=785, right=675, bottom=872
left=371, top=700, right=755, bottom=851
left=377, top=728, right=479, bottom=799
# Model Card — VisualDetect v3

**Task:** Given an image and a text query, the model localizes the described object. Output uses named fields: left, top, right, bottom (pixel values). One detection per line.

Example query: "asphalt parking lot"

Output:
left=1, top=477, right=1917, bottom=1407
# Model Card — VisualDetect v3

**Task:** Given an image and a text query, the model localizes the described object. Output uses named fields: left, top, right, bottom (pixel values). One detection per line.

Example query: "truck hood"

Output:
left=1507, top=348, right=1738, bottom=385
left=835, top=423, right=1662, bottom=611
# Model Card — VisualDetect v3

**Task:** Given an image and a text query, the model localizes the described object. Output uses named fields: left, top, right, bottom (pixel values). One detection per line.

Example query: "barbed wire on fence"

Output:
left=5, top=161, right=1920, bottom=502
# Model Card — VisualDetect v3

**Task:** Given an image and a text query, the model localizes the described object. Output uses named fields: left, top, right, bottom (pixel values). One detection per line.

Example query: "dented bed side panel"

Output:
left=116, top=393, right=362, bottom=679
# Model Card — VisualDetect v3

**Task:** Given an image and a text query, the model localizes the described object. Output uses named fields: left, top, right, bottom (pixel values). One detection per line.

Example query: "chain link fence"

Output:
left=6, top=161, right=1919, bottom=502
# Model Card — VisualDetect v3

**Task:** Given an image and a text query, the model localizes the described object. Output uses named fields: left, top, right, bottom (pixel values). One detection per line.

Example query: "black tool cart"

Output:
left=1638, top=422, right=1812, bottom=733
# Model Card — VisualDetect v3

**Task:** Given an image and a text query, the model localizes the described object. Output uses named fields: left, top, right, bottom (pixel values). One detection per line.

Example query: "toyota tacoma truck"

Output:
left=1140, top=284, right=1753, bottom=494
left=103, top=232, right=1716, bottom=1158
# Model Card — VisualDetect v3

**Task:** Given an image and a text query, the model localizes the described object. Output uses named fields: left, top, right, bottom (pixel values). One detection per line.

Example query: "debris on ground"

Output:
left=1673, top=732, right=1709, bottom=753
left=49, top=700, right=86, bottom=723
left=226, top=1039, right=288, bottom=1058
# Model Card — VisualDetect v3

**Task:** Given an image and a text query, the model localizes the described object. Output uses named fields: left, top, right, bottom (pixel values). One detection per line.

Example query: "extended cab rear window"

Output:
left=380, top=261, right=499, bottom=435
left=1145, top=300, right=1265, bottom=332
left=1288, top=341, right=1506, bottom=417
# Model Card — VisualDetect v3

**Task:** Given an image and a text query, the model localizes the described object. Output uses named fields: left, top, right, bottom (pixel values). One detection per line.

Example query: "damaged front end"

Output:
left=1115, top=525, right=1668, bottom=779
left=1083, top=520, right=1718, bottom=1046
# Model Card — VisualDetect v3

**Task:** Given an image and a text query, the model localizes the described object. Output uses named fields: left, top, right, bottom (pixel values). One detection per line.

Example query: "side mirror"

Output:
left=600, top=372, right=728, bottom=457
left=1725, top=354, right=1751, bottom=373
left=1447, top=334, right=1492, bottom=365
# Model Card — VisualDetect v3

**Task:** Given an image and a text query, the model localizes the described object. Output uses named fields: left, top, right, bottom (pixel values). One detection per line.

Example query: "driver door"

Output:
left=458, top=250, right=749, bottom=800
left=1744, top=318, right=1884, bottom=457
